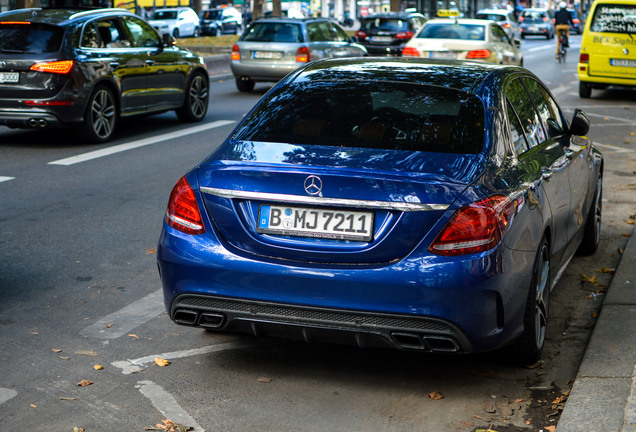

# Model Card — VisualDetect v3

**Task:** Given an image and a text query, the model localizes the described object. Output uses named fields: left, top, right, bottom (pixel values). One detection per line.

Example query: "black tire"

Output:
left=577, top=176, right=602, bottom=255
left=508, top=238, right=550, bottom=366
left=236, top=77, right=255, bottom=92
left=213, top=26, right=221, bottom=37
left=192, top=26, right=200, bottom=38
left=173, top=28, right=179, bottom=38
left=579, top=81, right=592, bottom=98
left=176, top=72, right=209, bottom=122
left=77, top=85, right=117, bottom=143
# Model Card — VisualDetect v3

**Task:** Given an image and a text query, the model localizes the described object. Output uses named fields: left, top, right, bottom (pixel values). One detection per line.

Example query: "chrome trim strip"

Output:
left=200, top=187, right=449, bottom=212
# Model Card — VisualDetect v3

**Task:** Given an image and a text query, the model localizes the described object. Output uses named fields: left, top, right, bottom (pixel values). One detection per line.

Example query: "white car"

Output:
left=475, top=8, right=522, bottom=40
left=149, top=7, right=200, bottom=38
left=402, top=19, right=523, bottom=66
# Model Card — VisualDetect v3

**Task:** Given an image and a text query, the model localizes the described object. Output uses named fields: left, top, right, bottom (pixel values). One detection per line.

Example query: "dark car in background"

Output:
left=519, top=8, right=555, bottom=39
left=567, top=8, right=583, bottom=34
left=158, top=57, right=602, bottom=365
left=355, top=11, right=426, bottom=55
left=0, top=8, right=209, bottom=143
left=200, top=6, right=243, bottom=36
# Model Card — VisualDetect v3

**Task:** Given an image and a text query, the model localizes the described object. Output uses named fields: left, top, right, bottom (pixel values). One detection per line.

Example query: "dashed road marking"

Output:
left=48, top=120, right=235, bottom=166
left=136, top=380, right=205, bottom=432
left=0, top=388, right=17, bottom=405
left=0, top=176, right=15, bottom=183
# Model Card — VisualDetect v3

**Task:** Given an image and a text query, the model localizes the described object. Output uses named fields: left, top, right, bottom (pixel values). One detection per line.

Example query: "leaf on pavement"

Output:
left=146, top=247, right=157, bottom=254
left=544, top=426, right=556, bottom=432
left=73, top=428, right=85, bottom=432
left=77, top=379, right=93, bottom=387
left=60, top=397, right=77, bottom=401
left=30, top=403, right=37, bottom=408
left=93, top=364, right=104, bottom=370
left=75, top=350, right=98, bottom=357
left=256, top=377, right=272, bottom=383
left=595, top=267, right=615, bottom=274
left=128, top=334, right=139, bottom=339
left=155, top=358, right=171, bottom=367
left=622, top=233, right=632, bottom=237
left=628, top=220, right=636, bottom=225
left=146, top=419, right=193, bottom=432
left=52, top=348, right=62, bottom=353
left=580, top=274, right=598, bottom=284
left=429, top=390, right=444, bottom=400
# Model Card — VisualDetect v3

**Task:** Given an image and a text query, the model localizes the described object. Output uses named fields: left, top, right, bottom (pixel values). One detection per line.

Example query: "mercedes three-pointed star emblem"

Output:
left=303, top=175, right=322, bottom=196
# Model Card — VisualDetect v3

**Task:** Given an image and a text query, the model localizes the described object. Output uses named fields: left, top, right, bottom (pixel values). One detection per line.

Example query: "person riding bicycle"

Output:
left=554, top=1, right=573, bottom=58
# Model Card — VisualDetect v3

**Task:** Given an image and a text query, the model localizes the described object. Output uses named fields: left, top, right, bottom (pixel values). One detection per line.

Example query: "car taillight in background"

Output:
left=296, top=46, right=310, bottom=62
left=30, top=60, right=74, bottom=74
left=580, top=53, right=589, bottom=63
left=519, top=16, right=525, bottom=21
left=395, top=31, right=413, bottom=39
left=502, top=22, right=511, bottom=28
left=401, top=46, right=420, bottom=56
left=466, top=49, right=491, bottom=59
left=428, top=195, right=516, bottom=256
left=231, top=44, right=240, bottom=60
left=165, top=177, right=205, bottom=235
left=572, top=18, right=580, bottom=24
left=355, top=30, right=367, bottom=39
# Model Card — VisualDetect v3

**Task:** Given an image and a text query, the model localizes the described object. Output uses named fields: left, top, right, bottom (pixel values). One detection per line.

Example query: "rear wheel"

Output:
left=236, top=76, right=255, bottom=92
left=508, top=238, right=550, bottom=365
left=77, top=85, right=117, bottom=143
left=176, top=72, right=209, bottom=122
left=577, top=176, right=602, bottom=255
left=173, top=28, right=180, bottom=38
left=579, top=81, right=592, bottom=98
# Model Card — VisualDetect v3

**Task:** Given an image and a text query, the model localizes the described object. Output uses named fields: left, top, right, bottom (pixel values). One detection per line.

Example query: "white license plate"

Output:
left=257, top=204, right=374, bottom=241
left=0, top=72, right=19, bottom=83
left=371, top=36, right=392, bottom=43
left=429, top=51, right=456, bottom=60
left=610, top=58, right=636, bottom=68
left=528, top=26, right=539, bottom=31
left=253, top=51, right=283, bottom=60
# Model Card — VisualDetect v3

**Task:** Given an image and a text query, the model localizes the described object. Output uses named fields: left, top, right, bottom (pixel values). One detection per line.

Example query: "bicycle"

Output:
left=556, top=29, right=568, bottom=63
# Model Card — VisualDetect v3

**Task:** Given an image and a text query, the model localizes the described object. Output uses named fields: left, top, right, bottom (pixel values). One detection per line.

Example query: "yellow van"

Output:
left=577, top=0, right=636, bottom=98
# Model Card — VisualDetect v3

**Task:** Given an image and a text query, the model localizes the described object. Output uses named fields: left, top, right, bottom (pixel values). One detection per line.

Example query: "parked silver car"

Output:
left=230, top=17, right=367, bottom=92
left=475, top=9, right=521, bottom=41
left=519, top=8, right=555, bottom=39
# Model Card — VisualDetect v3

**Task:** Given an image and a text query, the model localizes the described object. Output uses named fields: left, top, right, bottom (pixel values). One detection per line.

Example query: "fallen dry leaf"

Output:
left=627, top=220, right=635, bottom=225
left=31, top=331, right=39, bottom=335
left=155, top=358, right=171, bottom=367
left=30, top=403, right=37, bottom=408
left=104, top=323, right=112, bottom=328
left=77, top=379, right=93, bottom=387
left=622, top=233, right=632, bottom=237
left=146, top=247, right=157, bottom=254
left=60, top=397, right=77, bottom=401
left=596, top=267, right=615, bottom=274
left=128, top=334, right=139, bottom=339
left=544, top=426, right=556, bottom=432
left=74, top=428, right=85, bottom=432
left=256, top=377, right=272, bottom=383
left=515, top=398, right=524, bottom=403
left=93, top=364, right=104, bottom=370
left=52, top=348, right=62, bottom=353
left=75, top=350, right=98, bottom=357
left=592, top=312, right=599, bottom=318
left=580, top=274, right=598, bottom=284
left=60, top=356, right=70, bottom=360
left=145, top=419, right=193, bottom=432
left=429, top=390, right=444, bottom=400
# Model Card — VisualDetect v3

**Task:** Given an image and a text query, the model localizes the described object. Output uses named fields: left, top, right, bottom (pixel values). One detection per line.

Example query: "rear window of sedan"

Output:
left=241, top=22, right=304, bottom=42
left=589, top=3, right=636, bottom=34
left=476, top=13, right=507, bottom=22
left=360, top=18, right=409, bottom=32
left=0, top=22, right=64, bottom=54
left=233, top=81, right=485, bottom=154
left=416, top=23, right=485, bottom=40
left=521, top=10, right=549, bottom=22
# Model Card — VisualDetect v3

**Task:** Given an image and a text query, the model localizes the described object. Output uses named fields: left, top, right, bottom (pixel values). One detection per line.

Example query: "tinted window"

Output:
left=242, top=22, right=303, bottom=42
left=490, top=24, right=508, bottom=42
left=95, top=19, right=130, bottom=48
left=476, top=13, right=506, bottom=22
left=0, top=23, right=64, bottom=54
left=360, top=18, right=409, bottom=32
left=522, top=10, right=549, bottom=22
left=417, top=23, right=485, bottom=40
left=201, top=10, right=222, bottom=19
left=589, top=3, right=636, bottom=34
left=506, top=99, right=530, bottom=154
left=234, top=81, right=485, bottom=154
left=152, top=11, right=178, bottom=20
left=523, top=78, right=566, bottom=139
left=505, top=78, right=546, bottom=148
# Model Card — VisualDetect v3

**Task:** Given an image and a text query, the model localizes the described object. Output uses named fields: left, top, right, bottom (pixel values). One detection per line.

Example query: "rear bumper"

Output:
left=230, top=60, right=300, bottom=82
left=362, top=44, right=405, bottom=56
left=0, top=108, right=67, bottom=129
left=578, top=68, right=636, bottom=87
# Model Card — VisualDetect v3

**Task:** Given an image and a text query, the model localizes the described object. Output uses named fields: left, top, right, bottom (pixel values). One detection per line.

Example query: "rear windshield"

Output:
left=360, top=18, right=408, bottom=32
left=241, top=22, right=304, bottom=42
left=0, top=22, right=64, bottom=54
left=152, top=11, right=178, bottom=20
left=476, top=13, right=506, bottom=21
left=417, top=23, right=485, bottom=40
left=201, top=10, right=222, bottom=20
left=233, top=81, right=485, bottom=154
left=521, top=10, right=548, bottom=22
left=589, top=3, right=636, bottom=34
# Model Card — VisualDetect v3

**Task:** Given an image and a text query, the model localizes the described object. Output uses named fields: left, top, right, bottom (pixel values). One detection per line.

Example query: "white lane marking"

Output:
left=49, top=120, right=235, bottom=166
left=585, top=112, right=636, bottom=124
left=0, top=176, right=15, bottom=183
left=0, top=388, right=17, bottom=405
left=80, top=289, right=164, bottom=340
left=137, top=380, right=204, bottom=432
left=112, top=340, right=261, bottom=374
left=594, top=142, right=634, bottom=153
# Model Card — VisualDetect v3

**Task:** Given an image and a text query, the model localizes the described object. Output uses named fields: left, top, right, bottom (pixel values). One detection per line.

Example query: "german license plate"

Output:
left=610, top=58, right=636, bottom=67
left=253, top=51, right=283, bottom=60
left=257, top=204, right=374, bottom=241
left=371, top=36, right=392, bottom=43
left=0, top=72, right=19, bottom=83
left=429, top=51, right=456, bottom=59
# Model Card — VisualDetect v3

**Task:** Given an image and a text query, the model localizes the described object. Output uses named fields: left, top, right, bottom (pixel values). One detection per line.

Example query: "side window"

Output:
left=523, top=78, right=567, bottom=139
left=307, top=22, right=328, bottom=42
left=96, top=19, right=130, bottom=48
left=80, top=23, right=100, bottom=48
left=491, top=24, right=508, bottom=42
left=505, top=78, right=546, bottom=149
left=506, top=98, right=530, bottom=155
left=332, top=23, right=350, bottom=42
left=121, top=16, right=160, bottom=47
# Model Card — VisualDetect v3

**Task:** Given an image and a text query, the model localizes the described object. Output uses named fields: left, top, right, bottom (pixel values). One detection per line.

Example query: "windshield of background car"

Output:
left=476, top=13, right=506, bottom=22
left=0, top=22, right=64, bottom=53
left=522, top=10, right=548, bottom=23
left=233, top=81, right=485, bottom=154
left=360, top=18, right=409, bottom=32
left=241, top=22, right=304, bottom=42
left=202, top=10, right=222, bottom=20
left=152, top=11, right=178, bottom=20
left=589, top=3, right=636, bottom=34
left=416, top=23, right=485, bottom=40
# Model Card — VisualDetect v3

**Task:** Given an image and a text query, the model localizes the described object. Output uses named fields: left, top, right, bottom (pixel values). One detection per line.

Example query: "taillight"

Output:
left=296, top=46, right=310, bottom=63
left=355, top=30, right=367, bottom=39
left=0, top=21, right=30, bottom=24
left=466, top=49, right=491, bottom=59
left=30, top=60, right=74, bottom=74
left=502, top=23, right=511, bottom=28
left=24, top=100, right=72, bottom=106
left=395, top=31, right=413, bottom=39
left=231, top=44, right=240, bottom=61
left=519, top=16, right=525, bottom=21
left=573, top=18, right=580, bottom=24
left=542, top=17, right=548, bottom=22
left=165, top=176, right=205, bottom=235
left=428, top=195, right=514, bottom=256
left=401, top=46, right=420, bottom=56
left=580, top=53, right=589, bottom=63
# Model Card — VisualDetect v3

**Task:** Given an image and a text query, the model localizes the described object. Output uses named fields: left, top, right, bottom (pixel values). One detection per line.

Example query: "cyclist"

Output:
left=554, top=1, right=574, bottom=58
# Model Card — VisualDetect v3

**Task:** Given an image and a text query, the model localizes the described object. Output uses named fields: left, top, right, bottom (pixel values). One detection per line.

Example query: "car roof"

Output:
left=252, top=17, right=332, bottom=23
left=425, top=18, right=492, bottom=26
left=477, top=9, right=512, bottom=15
left=362, top=11, right=425, bottom=19
left=0, top=7, right=134, bottom=25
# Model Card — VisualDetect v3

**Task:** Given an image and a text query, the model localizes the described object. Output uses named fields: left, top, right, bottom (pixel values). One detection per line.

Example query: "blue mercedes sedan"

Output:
left=157, top=58, right=603, bottom=365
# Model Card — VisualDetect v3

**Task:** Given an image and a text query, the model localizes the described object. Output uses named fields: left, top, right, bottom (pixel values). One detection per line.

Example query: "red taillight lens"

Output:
left=466, top=49, right=491, bottom=59
left=519, top=16, right=525, bottom=21
left=428, top=195, right=514, bottom=256
left=542, top=17, right=548, bottom=22
left=296, top=46, right=310, bottom=63
left=0, top=21, right=30, bottom=24
left=395, top=31, right=413, bottom=39
left=580, top=53, right=589, bottom=63
left=165, top=177, right=205, bottom=235
left=573, top=18, right=580, bottom=24
left=231, top=44, right=240, bottom=61
left=355, top=30, right=367, bottom=39
left=24, top=100, right=72, bottom=106
left=401, top=46, right=420, bottom=57
left=30, top=60, right=74, bottom=74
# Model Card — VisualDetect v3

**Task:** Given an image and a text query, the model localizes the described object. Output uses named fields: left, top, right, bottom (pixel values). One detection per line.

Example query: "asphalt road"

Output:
left=1, top=35, right=635, bottom=431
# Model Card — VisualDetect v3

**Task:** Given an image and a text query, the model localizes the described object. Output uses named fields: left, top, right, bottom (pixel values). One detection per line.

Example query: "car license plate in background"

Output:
left=253, top=51, right=283, bottom=60
left=371, top=36, right=392, bottom=43
left=0, top=72, right=19, bottom=83
left=257, top=205, right=374, bottom=241
left=429, top=51, right=457, bottom=60
left=611, top=59, right=636, bottom=68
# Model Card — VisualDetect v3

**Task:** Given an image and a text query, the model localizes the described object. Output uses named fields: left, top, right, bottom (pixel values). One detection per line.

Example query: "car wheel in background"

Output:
left=579, top=81, right=592, bottom=98
left=173, top=27, right=180, bottom=38
left=236, top=76, right=255, bottom=92
left=193, top=26, right=200, bottom=38
left=176, top=72, right=209, bottom=122
left=577, top=176, right=603, bottom=255
left=508, top=238, right=550, bottom=365
left=77, top=85, right=117, bottom=143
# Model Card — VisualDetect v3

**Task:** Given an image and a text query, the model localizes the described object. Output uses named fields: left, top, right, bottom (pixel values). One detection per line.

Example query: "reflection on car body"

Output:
left=157, top=58, right=603, bottom=365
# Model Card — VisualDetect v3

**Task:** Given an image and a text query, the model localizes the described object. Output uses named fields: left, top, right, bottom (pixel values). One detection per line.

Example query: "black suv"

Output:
left=0, top=8, right=209, bottom=143
left=355, top=11, right=426, bottom=56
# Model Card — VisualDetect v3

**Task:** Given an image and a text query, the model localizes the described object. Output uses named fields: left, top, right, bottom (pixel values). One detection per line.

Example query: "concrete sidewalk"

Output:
left=557, top=220, right=636, bottom=432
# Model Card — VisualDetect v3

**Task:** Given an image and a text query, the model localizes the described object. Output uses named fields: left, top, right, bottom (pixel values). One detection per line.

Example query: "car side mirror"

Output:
left=162, top=34, right=177, bottom=47
left=512, top=38, right=521, bottom=48
left=569, top=108, right=590, bottom=136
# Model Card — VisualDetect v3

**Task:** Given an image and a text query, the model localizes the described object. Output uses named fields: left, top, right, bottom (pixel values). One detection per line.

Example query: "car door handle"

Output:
left=541, top=169, right=553, bottom=180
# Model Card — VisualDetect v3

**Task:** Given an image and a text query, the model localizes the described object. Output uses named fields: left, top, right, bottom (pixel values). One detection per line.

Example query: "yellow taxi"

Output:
left=578, top=0, right=636, bottom=98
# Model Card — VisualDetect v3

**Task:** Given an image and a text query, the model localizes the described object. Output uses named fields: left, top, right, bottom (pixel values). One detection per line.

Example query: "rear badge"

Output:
left=304, top=175, right=322, bottom=196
